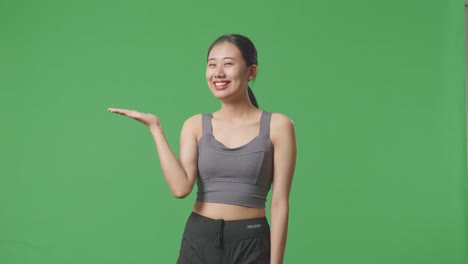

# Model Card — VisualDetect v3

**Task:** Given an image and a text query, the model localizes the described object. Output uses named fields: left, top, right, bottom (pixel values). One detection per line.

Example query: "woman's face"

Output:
left=206, top=41, right=256, bottom=101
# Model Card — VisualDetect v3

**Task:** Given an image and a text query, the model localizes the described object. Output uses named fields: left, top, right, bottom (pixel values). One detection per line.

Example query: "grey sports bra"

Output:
left=196, top=111, right=274, bottom=208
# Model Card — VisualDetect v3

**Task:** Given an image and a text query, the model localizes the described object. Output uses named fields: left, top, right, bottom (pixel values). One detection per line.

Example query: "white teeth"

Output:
left=215, top=82, right=228, bottom=86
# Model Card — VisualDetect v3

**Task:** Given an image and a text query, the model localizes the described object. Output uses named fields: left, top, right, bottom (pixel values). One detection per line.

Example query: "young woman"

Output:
left=108, top=34, right=296, bottom=264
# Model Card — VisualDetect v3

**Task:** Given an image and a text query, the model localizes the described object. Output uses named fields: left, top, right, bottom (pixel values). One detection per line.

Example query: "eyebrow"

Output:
left=207, top=57, right=237, bottom=61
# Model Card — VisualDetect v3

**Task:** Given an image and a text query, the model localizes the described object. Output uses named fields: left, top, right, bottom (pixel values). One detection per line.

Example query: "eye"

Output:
left=208, top=63, right=216, bottom=67
left=224, top=62, right=233, bottom=67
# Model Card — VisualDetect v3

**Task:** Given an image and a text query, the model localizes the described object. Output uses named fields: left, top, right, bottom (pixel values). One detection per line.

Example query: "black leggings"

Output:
left=177, top=212, right=271, bottom=264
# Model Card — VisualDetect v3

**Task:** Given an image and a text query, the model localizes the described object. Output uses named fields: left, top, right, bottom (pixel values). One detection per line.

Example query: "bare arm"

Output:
left=269, top=113, right=297, bottom=264
left=108, top=108, right=199, bottom=198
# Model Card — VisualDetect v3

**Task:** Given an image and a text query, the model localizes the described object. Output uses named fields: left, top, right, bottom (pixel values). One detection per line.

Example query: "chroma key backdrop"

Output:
left=0, top=0, right=466, bottom=263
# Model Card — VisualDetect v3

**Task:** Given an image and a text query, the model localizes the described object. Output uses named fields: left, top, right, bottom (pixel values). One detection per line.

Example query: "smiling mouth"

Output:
left=215, top=81, right=229, bottom=86
left=214, top=81, right=230, bottom=89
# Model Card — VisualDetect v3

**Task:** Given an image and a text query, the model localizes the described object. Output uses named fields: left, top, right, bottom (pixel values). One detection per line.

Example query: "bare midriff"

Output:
left=192, top=201, right=266, bottom=220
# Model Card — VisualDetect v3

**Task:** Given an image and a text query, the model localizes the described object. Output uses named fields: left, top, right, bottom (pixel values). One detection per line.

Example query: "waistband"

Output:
left=184, top=212, right=270, bottom=248
left=197, top=181, right=269, bottom=208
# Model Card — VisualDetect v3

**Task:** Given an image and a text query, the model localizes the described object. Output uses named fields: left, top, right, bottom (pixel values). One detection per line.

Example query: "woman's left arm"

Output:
left=270, top=113, right=297, bottom=264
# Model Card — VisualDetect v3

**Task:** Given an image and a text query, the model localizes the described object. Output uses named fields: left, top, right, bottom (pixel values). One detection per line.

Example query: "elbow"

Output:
left=270, top=198, right=289, bottom=211
left=172, top=189, right=191, bottom=199
left=270, top=198, right=289, bottom=209
left=173, top=193, right=189, bottom=199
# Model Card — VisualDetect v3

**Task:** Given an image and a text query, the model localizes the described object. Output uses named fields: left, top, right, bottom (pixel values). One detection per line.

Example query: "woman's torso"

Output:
left=192, top=109, right=272, bottom=220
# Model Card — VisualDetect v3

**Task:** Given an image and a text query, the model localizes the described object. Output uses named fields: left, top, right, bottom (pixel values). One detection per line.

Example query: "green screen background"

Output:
left=1, top=0, right=466, bottom=263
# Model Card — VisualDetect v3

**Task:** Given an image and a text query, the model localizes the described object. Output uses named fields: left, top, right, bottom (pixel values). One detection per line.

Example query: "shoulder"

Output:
left=270, top=112, right=295, bottom=132
left=181, top=114, right=204, bottom=140
left=183, top=114, right=203, bottom=126
left=269, top=112, right=295, bottom=144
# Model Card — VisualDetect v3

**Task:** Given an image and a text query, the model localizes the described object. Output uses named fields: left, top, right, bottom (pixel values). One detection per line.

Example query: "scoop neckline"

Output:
left=209, top=111, right=265, bottom=150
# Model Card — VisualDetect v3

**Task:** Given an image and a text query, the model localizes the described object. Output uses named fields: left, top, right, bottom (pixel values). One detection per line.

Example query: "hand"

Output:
left=107, top=108, right=160, bottom=128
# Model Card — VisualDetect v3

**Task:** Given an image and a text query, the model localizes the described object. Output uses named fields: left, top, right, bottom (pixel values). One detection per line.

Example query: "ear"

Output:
left=248, top=65, right=258, bottom=80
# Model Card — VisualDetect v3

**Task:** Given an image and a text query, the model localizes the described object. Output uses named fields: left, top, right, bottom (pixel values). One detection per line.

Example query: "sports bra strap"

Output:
left=201, top=113, right=212, bottom=136
left=259, top=111, right=272, bottom=138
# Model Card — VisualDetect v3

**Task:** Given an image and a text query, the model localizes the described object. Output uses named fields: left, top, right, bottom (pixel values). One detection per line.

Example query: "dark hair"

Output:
left=207, top=34, right=259, bottom=108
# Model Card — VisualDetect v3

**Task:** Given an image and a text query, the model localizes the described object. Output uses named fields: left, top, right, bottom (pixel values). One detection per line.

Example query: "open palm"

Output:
left=108, top=108, right=159, bottom=127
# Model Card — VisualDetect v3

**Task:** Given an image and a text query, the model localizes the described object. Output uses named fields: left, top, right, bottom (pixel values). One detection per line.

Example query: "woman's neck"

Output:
left=216, top=99, right=259, bottom=120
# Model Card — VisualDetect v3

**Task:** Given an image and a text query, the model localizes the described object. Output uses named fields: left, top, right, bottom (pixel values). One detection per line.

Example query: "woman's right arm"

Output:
left=149, top=115, right=200, bottom=198
left=108, top=108, right=199, bottom=198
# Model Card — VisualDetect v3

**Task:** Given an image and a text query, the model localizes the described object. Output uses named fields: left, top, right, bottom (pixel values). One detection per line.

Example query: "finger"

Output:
left=108, top=108, right=128, bottom=114
left=108, top=107, right=125, bottom=112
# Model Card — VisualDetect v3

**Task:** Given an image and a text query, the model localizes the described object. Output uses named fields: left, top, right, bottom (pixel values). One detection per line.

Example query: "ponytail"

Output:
left=247, top=86, right=259, bottom=108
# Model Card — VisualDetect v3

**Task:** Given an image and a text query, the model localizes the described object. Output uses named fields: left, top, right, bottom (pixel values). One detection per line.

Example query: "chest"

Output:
left=197, top=135, right=274, bottom=187
left=211, top=120, right=261, bottom=149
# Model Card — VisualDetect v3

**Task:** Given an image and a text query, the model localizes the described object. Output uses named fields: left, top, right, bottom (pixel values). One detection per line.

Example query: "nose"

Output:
left=214, top=66, right=226, bottom=78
